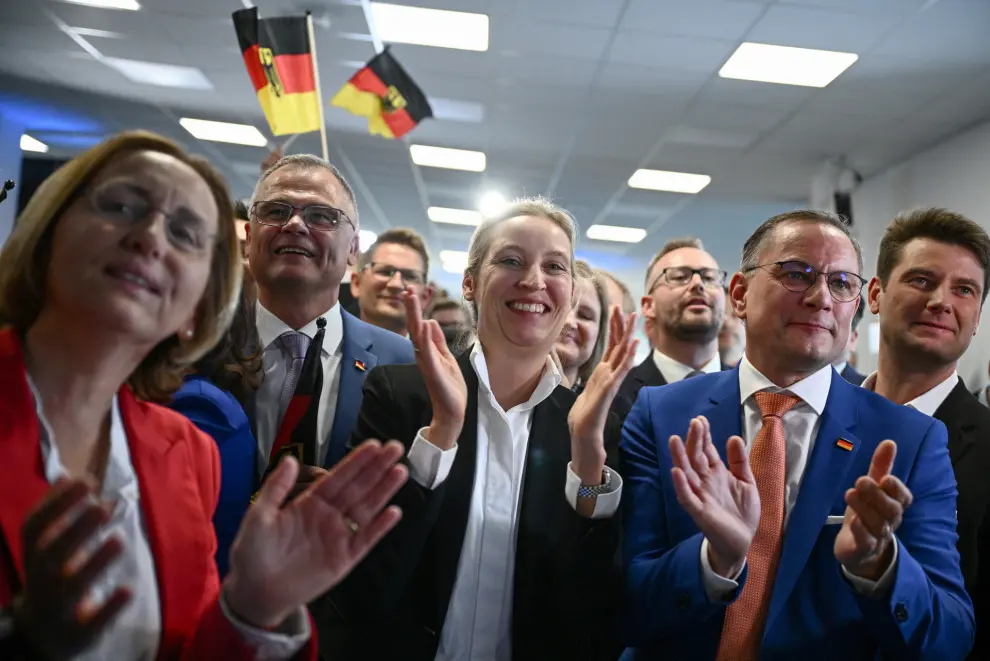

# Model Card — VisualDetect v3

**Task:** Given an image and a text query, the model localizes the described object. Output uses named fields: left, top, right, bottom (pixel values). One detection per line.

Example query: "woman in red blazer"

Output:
left=0, top=131, right=407, bottom=660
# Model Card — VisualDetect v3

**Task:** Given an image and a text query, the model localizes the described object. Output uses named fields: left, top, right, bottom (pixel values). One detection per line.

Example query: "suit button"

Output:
left=894, top=603, right=908, bottom=622
left=676, top=593, right=691, bottom=611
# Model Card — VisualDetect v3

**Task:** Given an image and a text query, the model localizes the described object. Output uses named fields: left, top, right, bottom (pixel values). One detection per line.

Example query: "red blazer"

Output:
left=0, top=329, right=316, bottom=660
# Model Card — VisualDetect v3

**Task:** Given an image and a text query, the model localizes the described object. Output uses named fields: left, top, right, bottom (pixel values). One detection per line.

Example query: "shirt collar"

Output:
left=833, top=361, right=848, bottom=375
left=256, top=301, right=343, bottom=356
left=861, top=369, right=959, bottom=417
left=652, top=349, right=721, bottom=383
left=469, top=343, right=562, bottom=415
left=738, top=353, right=832, bottom=416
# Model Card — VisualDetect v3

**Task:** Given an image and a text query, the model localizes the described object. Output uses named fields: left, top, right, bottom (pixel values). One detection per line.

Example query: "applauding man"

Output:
left=620, top=210, right=973, bottom=659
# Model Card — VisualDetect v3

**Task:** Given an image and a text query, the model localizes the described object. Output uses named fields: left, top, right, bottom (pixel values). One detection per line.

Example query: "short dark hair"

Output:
left=876, top=207, right=990, bottom=303
left=428, top=298, right=468, bottom=317
left=852, top=293, right=865, bottom=331
left=233, top=199, right=249, bottom=221
left=742, top=209, right=863, bottom=275
left=358, top=227, right=431, bottom=275
left=644, top=237, right=705, bottom=288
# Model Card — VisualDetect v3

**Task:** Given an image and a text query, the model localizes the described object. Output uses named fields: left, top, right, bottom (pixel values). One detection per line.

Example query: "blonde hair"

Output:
left=464, top=196, right=578, bottom=316
left=0, top=130, right=242, bottom=403
left=574, top=260, right=610, bottom=385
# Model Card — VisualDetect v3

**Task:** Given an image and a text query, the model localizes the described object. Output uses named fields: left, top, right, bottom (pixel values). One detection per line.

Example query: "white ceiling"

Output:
left=1, top=0, right=989, bottom=294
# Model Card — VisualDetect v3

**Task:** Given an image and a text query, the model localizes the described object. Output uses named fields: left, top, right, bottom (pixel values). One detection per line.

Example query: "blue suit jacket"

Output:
left=323, top=310, right=415, bottom=467
left=170, top=375, right=255, bottom=579
left=620, top=367, right=974, bottom=660
left=841, top=363, right=867, bottom=386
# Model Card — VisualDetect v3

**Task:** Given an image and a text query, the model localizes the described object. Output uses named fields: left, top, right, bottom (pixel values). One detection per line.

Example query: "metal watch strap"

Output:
left=577, top=469, right=611, bottom=498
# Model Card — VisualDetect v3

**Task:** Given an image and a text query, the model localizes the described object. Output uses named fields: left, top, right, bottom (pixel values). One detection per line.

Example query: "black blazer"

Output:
left=840, top=363, right=867, bottom=386
left=612, top=355, right=667, bottom=422
left=312, top=353, right=622, bottom=661
left=932, top=378, right=990, bottom=660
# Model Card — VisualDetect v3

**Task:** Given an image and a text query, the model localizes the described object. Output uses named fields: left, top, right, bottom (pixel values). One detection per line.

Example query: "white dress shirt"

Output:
left=255, top=302, right=344, bottom=475
left=700, top=355, right=896, bottom=600
left=833, top=361, right=848, bottom=375
left=405, top=344, right=623, bottom=661
left=26, top=376, right=308, bottom=661
left=861, top=370, right=959, bottom=416
left=652, top=349, right=721, bottom=384
left=978, top=385, right=990, bottom=407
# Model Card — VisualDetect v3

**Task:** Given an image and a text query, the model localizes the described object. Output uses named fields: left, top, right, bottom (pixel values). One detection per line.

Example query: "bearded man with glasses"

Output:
left=245, top=155, right=414, bottom=484
left=613, top=237, right=728, bottom=421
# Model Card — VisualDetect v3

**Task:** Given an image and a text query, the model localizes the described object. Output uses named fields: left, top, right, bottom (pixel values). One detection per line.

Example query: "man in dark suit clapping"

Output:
left=864, top=207, right=990, bottom=660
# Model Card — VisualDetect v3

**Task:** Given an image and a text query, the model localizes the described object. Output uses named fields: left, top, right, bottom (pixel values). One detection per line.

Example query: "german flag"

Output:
left=331, top=48, right=432, bottom=139
left=233, top=7, right=320, bottom=136
left=265, top=317, right=326, bottom=475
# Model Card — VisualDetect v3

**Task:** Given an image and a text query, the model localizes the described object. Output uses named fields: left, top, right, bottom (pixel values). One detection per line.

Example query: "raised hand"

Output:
left=224, top=440, right=407, bottom=629
left=834, top=440, right=912, bottom=581
left=568, top=306, right=639, bottom=484
left=404, top=289, right=467, bottom=450
left=15, top=478, right=131, bottom=660
left=670, top=417, right=759, bottom=578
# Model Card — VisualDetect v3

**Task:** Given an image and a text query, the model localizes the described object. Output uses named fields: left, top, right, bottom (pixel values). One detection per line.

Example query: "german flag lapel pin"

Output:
left=836, top=438, right=854, bottom=451
left=355, top=360, right=366, bottom=372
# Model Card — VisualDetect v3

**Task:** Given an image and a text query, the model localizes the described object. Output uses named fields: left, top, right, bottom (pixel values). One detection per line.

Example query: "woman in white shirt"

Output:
left=0, top=131, right=406, bottom=660
left=315, top=196, right=637, bottom=661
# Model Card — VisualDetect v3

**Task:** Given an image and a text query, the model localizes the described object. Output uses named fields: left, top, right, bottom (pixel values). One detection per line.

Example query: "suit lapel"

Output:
left=431, top=353, right=479, bottom=628
left=933, top=380, right=977, bottom=467
left=0, top=330, right=51, bottom=593
left=326, top=312, right=377, bottom=467
left=634, top=355, right=667, bottom=388
left=766, top=372, right=863, bottom=629
left=700, top=368, right=744, bottom=462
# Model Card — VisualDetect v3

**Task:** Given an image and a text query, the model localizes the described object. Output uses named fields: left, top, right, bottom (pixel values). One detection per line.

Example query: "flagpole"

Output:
left=305, top=11, right=329, bottom=161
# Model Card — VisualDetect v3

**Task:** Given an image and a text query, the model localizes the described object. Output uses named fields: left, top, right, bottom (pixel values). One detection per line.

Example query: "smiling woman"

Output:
left=0, top=131, right=407, bottom=660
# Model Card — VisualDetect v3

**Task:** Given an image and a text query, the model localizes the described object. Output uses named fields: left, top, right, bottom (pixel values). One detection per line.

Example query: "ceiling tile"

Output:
left=744, top=4, right=899, bottom=52
left=609, top=33, right=737, bottom=72
left=621, top=0, right=766, bottom=40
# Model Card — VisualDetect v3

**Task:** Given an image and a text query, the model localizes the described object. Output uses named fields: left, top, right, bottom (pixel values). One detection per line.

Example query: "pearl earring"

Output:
left=184, top=329, right=194, bottom=339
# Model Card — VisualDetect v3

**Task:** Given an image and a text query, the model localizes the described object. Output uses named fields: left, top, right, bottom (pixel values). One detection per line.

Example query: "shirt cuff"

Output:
left=407, top=427, right=458, bottom=490
left=841, top=538, right=899, bottom=597
left=700, top=537, right=745, bottom=603
left=563, top=463, right=622, bottom=519
left=219, top=592, right=310, bottom=661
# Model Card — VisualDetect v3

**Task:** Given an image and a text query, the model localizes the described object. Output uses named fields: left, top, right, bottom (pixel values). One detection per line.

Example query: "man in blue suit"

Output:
left=246, top=154, right=414, bottom=486
left=620, top=209, right=973, bottom=660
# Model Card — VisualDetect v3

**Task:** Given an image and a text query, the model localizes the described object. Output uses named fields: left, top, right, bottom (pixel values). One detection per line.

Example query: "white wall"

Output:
left=852, top=118, right=990, bottom=388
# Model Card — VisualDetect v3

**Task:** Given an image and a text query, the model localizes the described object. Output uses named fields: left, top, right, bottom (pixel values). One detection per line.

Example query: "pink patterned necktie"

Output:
left=716, top=391, right=801, bottom=661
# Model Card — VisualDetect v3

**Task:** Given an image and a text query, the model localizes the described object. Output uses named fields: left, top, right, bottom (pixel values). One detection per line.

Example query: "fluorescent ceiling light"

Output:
left=628, top=169, right=711, bottom=194
left=428, top=97, right=485, bottom=123
left=440, top=249, right=470, bottom=274
left=61, top=0, right=140, bottom=9
left=20, top=135, right=49, bottom=153
left=179, top=118, right=268, bottom=147
left=106, top=57, right=212, bottom=90
left=370, top=3, right=489, bottom=51
left=479, top=191, right=507, bottom=217
left=72, top=27, right=124, bottom=38
left=428, top=207, right=483, bottom=226
left=587, top=224, right=647, bottom=244
left=410, top=145, right=486, bottom=172
left=359, top=230, right=378, bottom=252
left=719, top=42, right=858, bottom=88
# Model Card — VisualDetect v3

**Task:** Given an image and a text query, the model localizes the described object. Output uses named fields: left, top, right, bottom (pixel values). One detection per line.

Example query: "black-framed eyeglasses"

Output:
left=83, top=182, right=215, bottom=254
left=365, top=262, right=426, bottom=287
left=745, top=260, right=865, bottom=302
left=252, top=200, right=353, bottom=232
left=650, top=267, right=728, bottom=292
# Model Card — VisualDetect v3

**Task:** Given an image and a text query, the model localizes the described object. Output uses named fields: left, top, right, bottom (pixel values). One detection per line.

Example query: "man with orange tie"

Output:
left=619, top=210, right=974, bottom=659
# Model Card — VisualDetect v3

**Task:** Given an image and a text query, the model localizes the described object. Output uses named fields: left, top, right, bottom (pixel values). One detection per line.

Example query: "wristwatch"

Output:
left=577, top=469, right=612, bottom=499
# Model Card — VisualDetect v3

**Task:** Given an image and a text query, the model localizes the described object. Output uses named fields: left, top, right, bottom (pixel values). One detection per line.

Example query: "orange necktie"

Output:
left=716, top=391, right=801, bottom=661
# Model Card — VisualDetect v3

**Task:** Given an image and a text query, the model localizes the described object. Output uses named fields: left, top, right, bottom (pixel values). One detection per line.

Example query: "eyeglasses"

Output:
left=366, top=262, right=426, bottom=287
left=252, top=200, right=353, bottom=232
left=746, top=260, right=865, bottom=302
left=650, top=267, right=728, bottom=292
left=84, top=182, right=214, bottom=254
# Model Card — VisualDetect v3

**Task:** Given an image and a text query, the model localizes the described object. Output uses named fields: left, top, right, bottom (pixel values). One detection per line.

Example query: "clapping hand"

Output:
left=404, top=289, right=467, bottom=451
left=670, top=417, right=759, bottom=578
left=567, top=306, right=638, bottom=485
left=834, top=440, right=911, bottom=581
left=223, top=440, right=407, bottom=630
left=14, top=479, right=131, bottom=660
